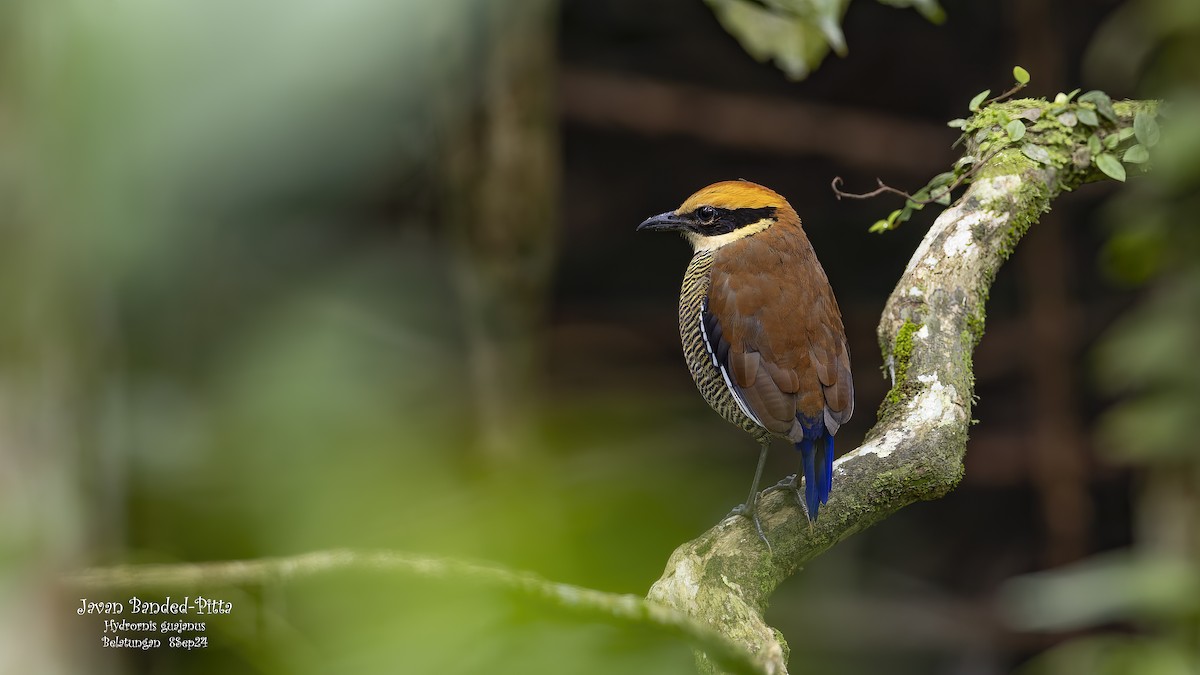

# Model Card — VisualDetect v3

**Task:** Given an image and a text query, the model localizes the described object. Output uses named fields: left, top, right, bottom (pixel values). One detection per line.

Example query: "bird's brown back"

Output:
left=706, top=216, right=853, bottom=442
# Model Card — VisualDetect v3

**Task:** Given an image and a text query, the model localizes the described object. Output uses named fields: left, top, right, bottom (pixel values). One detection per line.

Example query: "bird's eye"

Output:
left=696, top=206, right=718, bottom=225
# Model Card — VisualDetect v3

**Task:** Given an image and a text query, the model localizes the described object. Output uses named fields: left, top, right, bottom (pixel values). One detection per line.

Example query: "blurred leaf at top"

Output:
left=706, top=0, right=944, bottom=80
left=706, top=0, right=850, bottom=80
left=876, top=0, right=946, bottom=24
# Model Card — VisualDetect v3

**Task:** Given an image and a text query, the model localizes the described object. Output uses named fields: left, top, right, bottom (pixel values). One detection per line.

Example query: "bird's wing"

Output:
left=699, top=299, right=790, bottom=433
left=803, top=294, right=854, bottom=435
left=702, top=272, right=800, bottom=436
left=706, top=236, right=854, bottom=438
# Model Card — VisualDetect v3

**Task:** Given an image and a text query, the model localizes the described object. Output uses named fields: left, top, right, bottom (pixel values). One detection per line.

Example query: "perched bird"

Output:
left=637, top=180, right=853, bottom=536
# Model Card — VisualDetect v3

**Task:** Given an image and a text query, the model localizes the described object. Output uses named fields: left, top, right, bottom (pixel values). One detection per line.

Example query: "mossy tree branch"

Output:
left=646, top=97, right=1159, bottom=674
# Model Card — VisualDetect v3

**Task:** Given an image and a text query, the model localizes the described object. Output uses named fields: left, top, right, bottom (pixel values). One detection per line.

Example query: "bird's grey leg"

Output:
left=728, top=441, right=772, bottom=549
left=744, top=441, right=770, bottom=512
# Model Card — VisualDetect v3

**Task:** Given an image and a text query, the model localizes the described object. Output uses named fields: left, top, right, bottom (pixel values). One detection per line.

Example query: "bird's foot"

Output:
left=762, top=473, right=797, bottom=495
left=765, top=473, right=813, bottom=523
left=727, top=502, right=772, bottom=552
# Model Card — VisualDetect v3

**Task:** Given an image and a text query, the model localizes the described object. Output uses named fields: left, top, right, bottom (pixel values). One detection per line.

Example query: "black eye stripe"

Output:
left=719, top=206, right=776, bottom=228
left=687, top=206, right=777, bottom=235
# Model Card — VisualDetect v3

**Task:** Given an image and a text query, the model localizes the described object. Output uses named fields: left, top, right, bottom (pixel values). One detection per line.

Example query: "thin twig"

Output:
left=830, top=80, right=1025, bottom=207
left=830, top=177, right=911, bottom=200
left=831, top=147, right=1004, bottom=206
left=982, top=82, right=1027, bottom=108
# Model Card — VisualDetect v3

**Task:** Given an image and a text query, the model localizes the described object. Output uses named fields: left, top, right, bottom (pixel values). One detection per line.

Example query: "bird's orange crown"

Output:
left=677, top=179, right=793, bottom=215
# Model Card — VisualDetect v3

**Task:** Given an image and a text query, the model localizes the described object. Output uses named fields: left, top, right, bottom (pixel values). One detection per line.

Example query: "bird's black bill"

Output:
left=636, top=211, right=689, bottom=232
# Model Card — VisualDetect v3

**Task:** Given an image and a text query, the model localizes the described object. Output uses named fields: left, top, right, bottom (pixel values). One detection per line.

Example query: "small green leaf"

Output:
left=932, top=186, right=951, bottom=205
left=969, top=89, right=991, bottom=112
left=1117, top=127, right=1137, bottom=141
left=885, top=207, right=914, bottom=229
left=1063, top=88, right=1080, bottom=102
left=955, top=155, right=977, bottom=168
left=1005, top=119, right=1026, bottom=141
left=1079, top=90, right=1117, bottom=123
left=1013, top=65, right=1030, bottom=84
left=1056, top=111, right=1078, bottom=127
left=979, top=141, right=991, bottom=153
left=1022, top=143, right=1052, bottom=165
left=1087, top=134, right=1102, bottom=155
left=947, top=118, right=967, bottom=129
left=1054, top=92, right=1068, bottom=105
left=1095, top=152, right=1126, bottom=181
left=1134, top=111, right=1161, bottom=148
left=928, top=171, right=956, bottom=187
left=1104, top=133, right=1121, bottom=150
left=907, top=189, right=929, bottom=210
left=1123, top=144, right=1150, bottom=163
left=1076, top=108, right=1099, bottom=126
left=869, top=220, right=890, bottom=233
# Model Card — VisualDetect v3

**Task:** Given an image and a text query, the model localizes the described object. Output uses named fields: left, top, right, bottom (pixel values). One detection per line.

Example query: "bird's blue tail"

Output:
left=795, top=433, right=834, bottom=521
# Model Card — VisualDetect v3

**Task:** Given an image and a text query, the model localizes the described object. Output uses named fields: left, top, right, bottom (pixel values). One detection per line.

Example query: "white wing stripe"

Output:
left=698, top=308, right=719, bottom=368
left=698, top=306, right=763, bottom=428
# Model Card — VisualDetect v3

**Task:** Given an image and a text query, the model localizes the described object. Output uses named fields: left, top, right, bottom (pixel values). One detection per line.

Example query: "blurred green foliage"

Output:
left=1001, top=0, right=1200, bottom=672
left=0, top=2, right=736, bottom=673
left=1001, top=552, right=1200, bottom=632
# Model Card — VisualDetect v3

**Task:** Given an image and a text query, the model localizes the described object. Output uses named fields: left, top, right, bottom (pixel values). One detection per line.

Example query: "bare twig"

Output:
left=829, top=176, right=912, bottom=200
left=830, top=147, right=1004, bottom=206
left=982, top=82, right=1028, bottom=108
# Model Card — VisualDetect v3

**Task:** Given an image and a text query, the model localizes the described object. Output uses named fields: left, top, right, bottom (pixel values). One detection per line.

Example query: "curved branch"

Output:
left=65, top=549, right=769, bottom=675
left=647, top=98, right=1158, bottom=675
